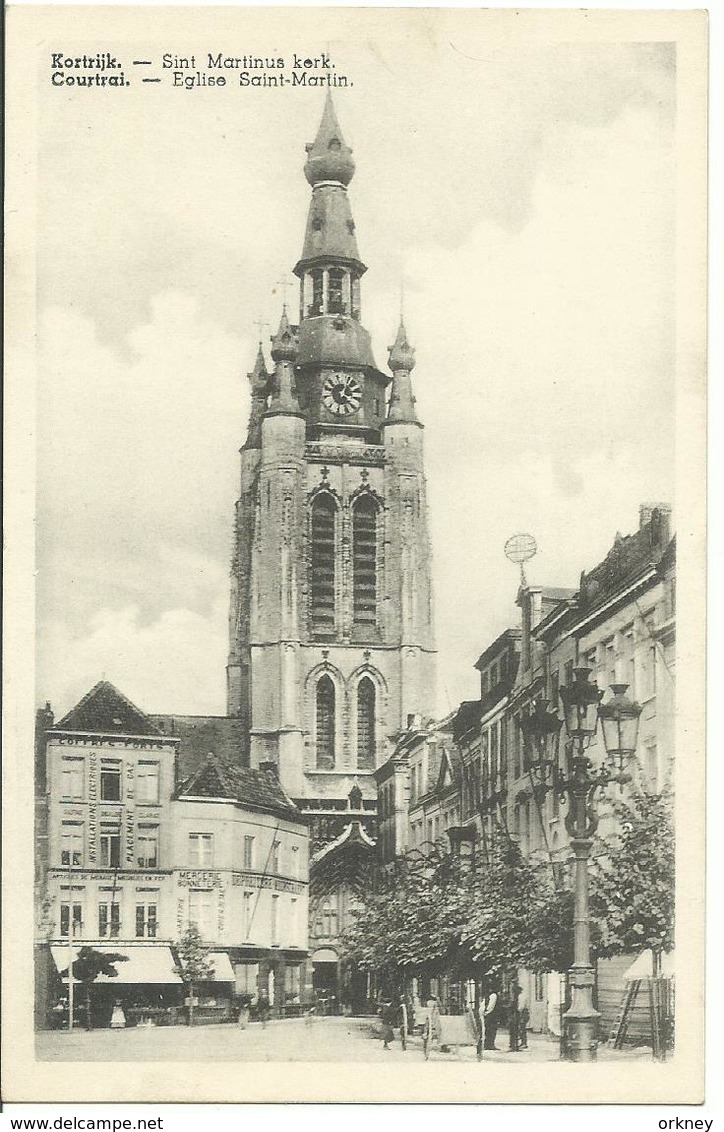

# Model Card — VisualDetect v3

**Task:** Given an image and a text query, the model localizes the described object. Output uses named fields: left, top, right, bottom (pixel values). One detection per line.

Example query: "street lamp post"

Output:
left=521, top=669, right=642, bottom=1063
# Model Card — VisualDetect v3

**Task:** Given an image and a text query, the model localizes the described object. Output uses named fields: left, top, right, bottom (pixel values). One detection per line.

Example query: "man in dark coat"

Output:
left=380, top=999, right=396, bottom=1049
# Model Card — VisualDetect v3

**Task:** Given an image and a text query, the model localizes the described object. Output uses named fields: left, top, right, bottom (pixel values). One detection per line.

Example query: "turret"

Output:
left=385, top=319, right=421, bottom=427
left=243, top=343, right=269, bottom=450
left=265, top=308, right=303, bottom=418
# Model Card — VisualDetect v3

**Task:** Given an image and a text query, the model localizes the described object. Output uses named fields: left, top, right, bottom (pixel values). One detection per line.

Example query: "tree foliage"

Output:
left=342, top=790, right=675, bottom=988
left=58, top=945, right=129, bottom=1030
left=175, top=924, right=214, bottom=1026
left=590, top=790, right=675, bottom=957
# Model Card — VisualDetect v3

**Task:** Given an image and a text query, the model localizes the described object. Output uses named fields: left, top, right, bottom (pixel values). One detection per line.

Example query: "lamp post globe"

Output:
left=559, top=668, right=604, bottom=746
left=599, top=684, right=643, bottom=772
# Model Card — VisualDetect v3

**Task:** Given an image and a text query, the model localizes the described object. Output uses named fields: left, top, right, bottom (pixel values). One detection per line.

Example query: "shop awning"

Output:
left=207, top=951, right=235, bottom=982
left=623, top=949, right=675, bottom=981
left=51, top=944, right=182, bottom=985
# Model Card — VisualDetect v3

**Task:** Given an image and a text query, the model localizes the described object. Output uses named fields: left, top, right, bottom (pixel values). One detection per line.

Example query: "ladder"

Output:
left=610, top=979, right=640, bottom=1049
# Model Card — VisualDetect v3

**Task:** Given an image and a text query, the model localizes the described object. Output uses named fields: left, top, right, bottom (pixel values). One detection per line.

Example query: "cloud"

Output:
left=35, top=42, right=676, bottom=717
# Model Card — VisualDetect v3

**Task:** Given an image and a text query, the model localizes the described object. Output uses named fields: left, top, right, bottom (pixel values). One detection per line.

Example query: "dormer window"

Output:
left=329, top=137, right=341, bottom=151
left=312, top=215, right=323, bottom=231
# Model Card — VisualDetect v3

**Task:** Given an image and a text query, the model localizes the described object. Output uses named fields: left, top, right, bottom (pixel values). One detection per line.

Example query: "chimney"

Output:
left=639, top=502, right=672, bottom=549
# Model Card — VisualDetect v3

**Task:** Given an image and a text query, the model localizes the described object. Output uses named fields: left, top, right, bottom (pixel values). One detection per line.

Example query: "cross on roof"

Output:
left=253, top=316, right=269, bottom=343
left=274, top=275, right=293, bottom=307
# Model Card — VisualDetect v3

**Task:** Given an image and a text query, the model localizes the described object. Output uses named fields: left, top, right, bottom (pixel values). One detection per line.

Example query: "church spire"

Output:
left=304, top=90, right=356, bottom=188
left=294, top=95, right=366, bottom=322
left=265, top=308, right=303, bottom=417
left=243, top=342, right=269, bottom=449
left=386, top=318, right=420, bottom=425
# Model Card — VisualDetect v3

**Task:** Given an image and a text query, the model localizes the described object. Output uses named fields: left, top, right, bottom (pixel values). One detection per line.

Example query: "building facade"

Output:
left=37, top=681, right=310, bottom=1026
left=372, top=505, right=675, bottom=1034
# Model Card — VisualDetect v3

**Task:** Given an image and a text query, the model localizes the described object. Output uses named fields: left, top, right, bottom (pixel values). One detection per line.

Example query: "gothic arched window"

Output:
left=357, top=676, right=376, bottom=770
left=316, top=675, right=336, bottom=770
left=311, top=495, right=336, bottom=636
left=352, top=496, right=377, bottom=632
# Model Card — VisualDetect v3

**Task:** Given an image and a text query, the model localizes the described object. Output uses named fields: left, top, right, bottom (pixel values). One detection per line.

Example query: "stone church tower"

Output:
left=227, top=93, right=436, bottom=837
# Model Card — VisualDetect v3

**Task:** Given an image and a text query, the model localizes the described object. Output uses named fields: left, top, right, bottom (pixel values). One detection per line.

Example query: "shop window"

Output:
left=235, top=961, right=259, bottom=996
left=189, top=833, right=214, bottom=868
left=310, top=495, right=336, bottom=635
left=99, top=901, right=121, bottom=938
left=315, top=675, right=336, bottom=770
left=243, top=835, right=255, bottom=870
left=61, top=757, right=84, bottom=800
left=356, top=677, right=376, bottom=770
left=60, top=823, right=84, bottom=867
left=100, top=761, right=122, bottom=802
left=137, top=761, right=159, bottom=803
left=100, top=826, right=121, bottom=869
left=136, top=902, right=157, bottom=938
left=352, top=496, right=377, bottom=631
left=137, top=826, right=159, bottom=869
left=60, top=901, right=83, bottom=937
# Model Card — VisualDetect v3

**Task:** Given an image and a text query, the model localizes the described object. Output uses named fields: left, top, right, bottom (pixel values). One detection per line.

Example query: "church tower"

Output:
left=227, top=93, right=436, bottom=837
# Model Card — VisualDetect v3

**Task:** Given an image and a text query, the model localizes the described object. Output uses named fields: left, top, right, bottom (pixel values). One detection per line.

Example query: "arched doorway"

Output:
left=311, top=947, right=339, bottom=1015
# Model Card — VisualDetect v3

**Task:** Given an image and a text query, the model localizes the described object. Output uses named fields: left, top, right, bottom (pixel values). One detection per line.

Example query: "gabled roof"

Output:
left=150, top=714, right=248, bottom=778
left=431, top=745, right=463, bottom=797
left=474, top=628, right=521, bottom=672
left=52, top=681, right=161, bottom=737
left=310, top=820, right=376, bottom=866
left=177, top=752, right=302, bottom=821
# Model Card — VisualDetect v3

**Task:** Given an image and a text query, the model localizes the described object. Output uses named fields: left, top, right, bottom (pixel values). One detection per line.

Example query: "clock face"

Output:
left=322, top=373, right=362, bottom=417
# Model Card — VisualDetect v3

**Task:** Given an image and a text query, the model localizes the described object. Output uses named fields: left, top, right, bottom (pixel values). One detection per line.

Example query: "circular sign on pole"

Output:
left=504, top=533, right=537, bottom=585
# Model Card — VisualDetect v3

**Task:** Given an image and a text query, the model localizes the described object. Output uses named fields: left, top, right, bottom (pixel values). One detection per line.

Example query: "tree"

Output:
left=590, top=790, right=675, bottom=958
left=59, top=946, right=129, bottom=1030
left=175, top=924, right=213, bottom=1026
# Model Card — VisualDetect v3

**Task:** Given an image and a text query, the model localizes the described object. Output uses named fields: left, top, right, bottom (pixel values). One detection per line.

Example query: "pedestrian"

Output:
left=110, top=999, right=126, bottom=1029
left=508, top=984, right=520, bottom=1051
left=482, top=983, right=499, bottom=1050
left=258, top=991, right=270, bottom=1029
left=518, top=984, right=529, bottom=1050
left=380, top=998, right=396, bottom=1050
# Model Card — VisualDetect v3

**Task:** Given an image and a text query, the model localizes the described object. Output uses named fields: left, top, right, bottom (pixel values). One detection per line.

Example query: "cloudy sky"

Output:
left=35, top=14, right=676, bottom=719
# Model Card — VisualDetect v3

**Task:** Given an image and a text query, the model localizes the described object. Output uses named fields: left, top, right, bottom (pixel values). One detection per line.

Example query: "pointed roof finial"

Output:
left=249, top=342, right=267, bottom=386
left=304, top=91, right=355, bottom=187
left=388, top=317, right=416, bottom=374
left=270, top=306, right=297, bottom=364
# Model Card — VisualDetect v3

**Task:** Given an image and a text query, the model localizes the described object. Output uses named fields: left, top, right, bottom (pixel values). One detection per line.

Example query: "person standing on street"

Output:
left=482, top=983, right=499, bottom=1050
left=380, top=998, right=396, bottom=1050
left=518, top=983, right=530, bottom=1050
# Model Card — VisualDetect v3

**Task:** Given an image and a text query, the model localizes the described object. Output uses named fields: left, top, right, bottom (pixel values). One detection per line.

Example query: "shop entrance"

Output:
left=311, top=948, right=339, bottom=1015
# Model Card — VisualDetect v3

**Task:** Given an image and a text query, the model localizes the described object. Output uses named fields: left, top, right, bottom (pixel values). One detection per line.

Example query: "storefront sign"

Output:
left=125, top=762, right=135, bottom=865
left=177, top=870, right=222, bottom=888
left=88, top=752, right=98, bottom=863
left=49, top=870, right=167, bottom=883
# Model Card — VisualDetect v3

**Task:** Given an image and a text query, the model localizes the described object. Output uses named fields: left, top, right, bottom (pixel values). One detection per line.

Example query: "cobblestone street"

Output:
left=36, top=1016, right=655, bottom=1063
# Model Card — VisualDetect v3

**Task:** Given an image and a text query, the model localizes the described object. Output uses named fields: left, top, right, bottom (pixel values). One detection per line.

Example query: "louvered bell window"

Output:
left=357, top=677, right=376, bottom=770
left=316, top=676, right=336, bottom=770
left=353, top=496, right=377, bottom=632
left=311, top=495, right=336, bottom=636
